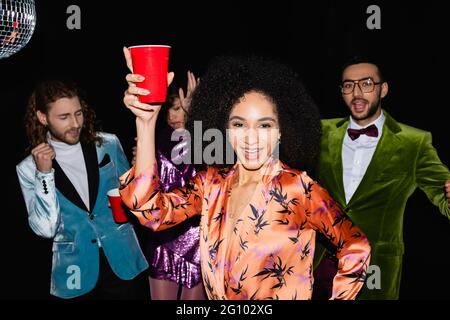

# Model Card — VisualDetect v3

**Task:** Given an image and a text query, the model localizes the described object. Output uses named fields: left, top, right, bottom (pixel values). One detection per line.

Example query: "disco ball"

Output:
left=0, top=0, right=36, bottom=59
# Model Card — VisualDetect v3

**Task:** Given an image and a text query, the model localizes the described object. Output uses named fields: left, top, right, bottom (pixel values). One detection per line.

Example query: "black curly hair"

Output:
left=186, top=55, right=321, bottom=175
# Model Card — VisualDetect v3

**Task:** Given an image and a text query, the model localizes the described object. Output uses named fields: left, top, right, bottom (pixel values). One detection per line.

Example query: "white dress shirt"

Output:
left=342, top=111, right=385, bottom=204
left=48, top=136, right=90, bottom=211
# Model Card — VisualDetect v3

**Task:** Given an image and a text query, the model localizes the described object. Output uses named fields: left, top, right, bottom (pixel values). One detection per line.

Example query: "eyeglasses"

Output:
left=340, top=77, right=383, bottom=94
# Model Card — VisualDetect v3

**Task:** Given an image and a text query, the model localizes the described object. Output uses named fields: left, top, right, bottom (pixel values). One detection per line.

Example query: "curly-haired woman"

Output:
left=120, top=53, right=371, bottom=300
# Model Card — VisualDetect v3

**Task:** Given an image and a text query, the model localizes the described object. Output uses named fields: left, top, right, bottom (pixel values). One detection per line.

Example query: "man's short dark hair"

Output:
left=341, top=56, right=385, bottom=81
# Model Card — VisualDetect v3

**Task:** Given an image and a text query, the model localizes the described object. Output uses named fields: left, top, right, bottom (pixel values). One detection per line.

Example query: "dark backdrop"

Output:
left=1, top=0, right=449, bottom=299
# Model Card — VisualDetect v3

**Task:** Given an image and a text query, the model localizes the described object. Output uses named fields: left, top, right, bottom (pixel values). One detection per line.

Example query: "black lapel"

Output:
left=81, top=141, right=99, bottom=213
left=53, top=160, right=89, bottom=212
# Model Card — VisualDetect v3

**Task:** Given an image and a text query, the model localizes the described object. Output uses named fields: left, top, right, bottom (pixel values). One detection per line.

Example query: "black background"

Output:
left=1, top=0, right=449, bottom=299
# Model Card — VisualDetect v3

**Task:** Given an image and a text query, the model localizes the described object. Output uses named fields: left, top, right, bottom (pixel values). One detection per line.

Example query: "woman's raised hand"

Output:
left=178, top=70, right=199, bottom=111
left=123, top=46, right=174, bottom=122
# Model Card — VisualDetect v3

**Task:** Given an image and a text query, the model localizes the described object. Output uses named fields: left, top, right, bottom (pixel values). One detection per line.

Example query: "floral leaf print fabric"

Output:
left=119, top=160, right=371, bottom=300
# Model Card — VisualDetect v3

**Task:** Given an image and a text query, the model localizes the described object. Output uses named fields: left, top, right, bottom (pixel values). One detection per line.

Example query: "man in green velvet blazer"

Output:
left=315, top=57, right=450, bottom=300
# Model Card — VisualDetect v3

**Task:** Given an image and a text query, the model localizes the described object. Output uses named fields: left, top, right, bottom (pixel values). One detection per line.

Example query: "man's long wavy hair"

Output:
left=25, top=80, right=102, bottom=150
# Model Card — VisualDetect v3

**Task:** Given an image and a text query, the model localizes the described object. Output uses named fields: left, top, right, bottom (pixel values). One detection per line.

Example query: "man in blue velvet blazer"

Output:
left=16, top=80, right=148, bottom=299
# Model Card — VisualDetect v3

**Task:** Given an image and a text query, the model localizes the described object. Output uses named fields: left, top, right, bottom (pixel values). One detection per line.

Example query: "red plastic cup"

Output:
left=129, top=45, right=171, bottom=104
left=107, top=188, right=128, bottom=224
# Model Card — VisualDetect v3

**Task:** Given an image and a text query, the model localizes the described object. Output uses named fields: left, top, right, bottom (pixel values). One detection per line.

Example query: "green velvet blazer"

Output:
left=316, top=111, right=450, bottom=299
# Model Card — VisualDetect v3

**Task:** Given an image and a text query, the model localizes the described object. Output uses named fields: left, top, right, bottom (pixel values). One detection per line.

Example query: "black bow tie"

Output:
left=347, top=124, right=379, bottom=140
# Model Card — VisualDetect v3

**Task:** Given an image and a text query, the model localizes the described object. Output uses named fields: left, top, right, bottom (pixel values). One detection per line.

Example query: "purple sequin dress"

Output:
left=146, top=126, right=202, bottom=288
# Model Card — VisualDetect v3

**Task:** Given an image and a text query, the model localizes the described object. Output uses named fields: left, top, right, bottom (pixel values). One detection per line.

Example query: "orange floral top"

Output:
left=120, top=159, right=371, bottom=300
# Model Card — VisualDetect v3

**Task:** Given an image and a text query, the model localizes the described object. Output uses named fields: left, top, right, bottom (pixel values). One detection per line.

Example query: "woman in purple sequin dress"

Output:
left=133, top=72, right=205, bottom=300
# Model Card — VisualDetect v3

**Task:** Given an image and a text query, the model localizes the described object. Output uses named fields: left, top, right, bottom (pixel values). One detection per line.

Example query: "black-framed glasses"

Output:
left=340, top=77, right=383, bottom=94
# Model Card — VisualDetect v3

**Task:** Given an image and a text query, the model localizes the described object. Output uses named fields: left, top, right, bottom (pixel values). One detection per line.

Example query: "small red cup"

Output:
left=107, top=188, right=128, bottom=224
left=129, top=45, right=171, bottom=104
